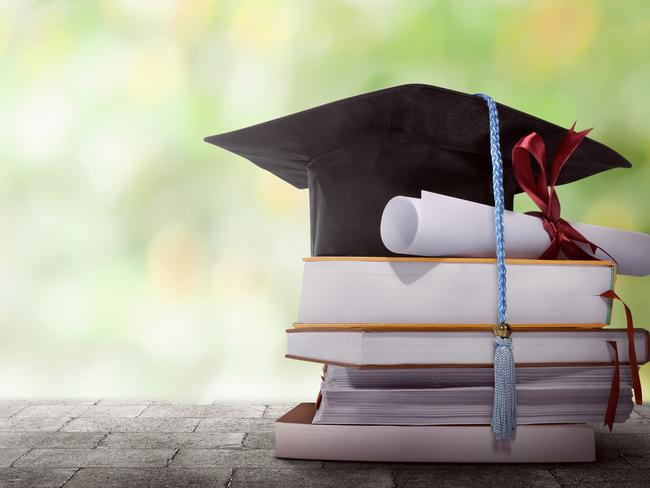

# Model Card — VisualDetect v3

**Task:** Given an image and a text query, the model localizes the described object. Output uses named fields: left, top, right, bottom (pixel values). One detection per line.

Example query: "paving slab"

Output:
left=77, top=405, right=148, bottom=418
left=101, top=432, right=245, bottom=449
left=0, top=402, right=645, bottom=486
left=262, top=405, right=295, bottom=419
left=195, top=417, right=275, bottom=433
left=395, top=466, right=561, bottom=488
left=61, top=417, right=200, bottom=433
left=13, top=405, right=90, bottom=418
left=232, top=467, right=394, bottom=487
left=14, top=448, right=176, bottom=468
left=20, top=400, right=99, bottom=406
left=0, top=432, right=105, bottom=449
left=243, top=432, right=275, bottom=449
left=0, top=449, right=28, bottom=468
left=634, top=404, right=650, bottom=418
left=96, top=399, right=165, bottom=406
left=0, top=403, right=28, bottom=418
left=64, top=467, right=232, bottom=487
left=0, top=418, right=70, bottom=432
left=170, top=448, right=321, bottom=469
left=140, top=404, right=265, bottom=418
left=551, top=467, right=650, bottom=488
left=594, top=419, right=650, bottom=433
left=595, top=432, right=650, bottom=450
left=0, top=468, right=77, bottom=488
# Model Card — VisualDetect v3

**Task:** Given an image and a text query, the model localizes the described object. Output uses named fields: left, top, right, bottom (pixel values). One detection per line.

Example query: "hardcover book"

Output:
left=298, top=258, right=616, bottom=327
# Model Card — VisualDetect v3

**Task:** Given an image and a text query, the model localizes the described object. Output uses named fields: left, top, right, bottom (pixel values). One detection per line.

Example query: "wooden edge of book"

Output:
left=303, top=256, right=616, bottom=268
left=284, top=354, right=641, bottom=369
left=276, top=402, right=318, bottom=424
left=290, top=323, right=608, bottom=331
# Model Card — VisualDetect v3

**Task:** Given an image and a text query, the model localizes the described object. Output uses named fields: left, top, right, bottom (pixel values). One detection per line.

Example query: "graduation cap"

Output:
left=205, top=84, right=630, bottom=257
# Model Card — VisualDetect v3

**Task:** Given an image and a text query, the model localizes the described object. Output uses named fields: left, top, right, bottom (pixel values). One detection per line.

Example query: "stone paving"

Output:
left=0, top=400, right=648, bottom=487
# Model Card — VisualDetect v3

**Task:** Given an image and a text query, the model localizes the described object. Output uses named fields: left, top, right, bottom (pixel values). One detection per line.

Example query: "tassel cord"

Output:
left=475, top=93, right=517, bottom=441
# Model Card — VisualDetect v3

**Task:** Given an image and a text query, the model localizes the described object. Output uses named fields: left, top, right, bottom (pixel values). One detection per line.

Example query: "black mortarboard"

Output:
left=205, top=84, right=631, bottom=256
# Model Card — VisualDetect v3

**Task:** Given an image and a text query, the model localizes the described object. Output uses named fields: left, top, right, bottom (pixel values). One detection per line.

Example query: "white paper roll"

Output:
left=380, top=191, right=650, bottom=276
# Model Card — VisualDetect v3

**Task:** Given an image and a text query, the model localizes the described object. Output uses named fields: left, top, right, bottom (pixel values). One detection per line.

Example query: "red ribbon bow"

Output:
left=512, top=124, right=612, bottom=261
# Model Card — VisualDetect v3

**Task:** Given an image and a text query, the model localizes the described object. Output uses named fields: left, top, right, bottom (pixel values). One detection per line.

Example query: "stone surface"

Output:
left=262, top=405, right=295, bottom=419
left=14, top=448, right=175, bottom=468
left=101, top=432, right=245, bottom=449
left=0, top=449, right=28, bottom=468
left=0, top=401, right=645, bottom=487
left=140, top=404, right=265, bottom=418
left=0, top=403, right=28, bottom=418
left=550, top=467, right=650, bottom=488
left=395, top=466, right=561, bottom=488
left=195, top=417, right=275, bottom=433
left=77, top=405, right=148, bottom=418
left=243, top=432, right=275, bottom=449
left=13, top=405, right=90, bottom=418
left=64, top=467, right=232, bottom=487
left=634, top=404, right=650, bottom=418
left=0, top=432, right=106, bottom=449
left=0, top=418, right=69, bottom=432
left=61, top=417, right=201, bottom=433
left=170, top=448, right=322, bottom=469
left=232, top=467, right=394, bottom=487
left=0, top=468, right=77, bottom=488
left=593, top=418, right=650, bottom=433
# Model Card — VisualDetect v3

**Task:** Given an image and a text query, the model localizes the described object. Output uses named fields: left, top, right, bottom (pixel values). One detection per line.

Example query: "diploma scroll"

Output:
left=380, top=191, right=650, bottom=277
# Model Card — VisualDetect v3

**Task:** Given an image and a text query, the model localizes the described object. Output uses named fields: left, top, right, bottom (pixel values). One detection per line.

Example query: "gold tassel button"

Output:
left=494, top=322, right=512, bottom=338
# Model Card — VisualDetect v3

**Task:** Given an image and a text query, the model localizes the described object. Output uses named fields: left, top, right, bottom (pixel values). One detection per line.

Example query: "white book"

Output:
left=298, top=258, right=616, bottom=326
left=286, top=328, right=650, bottom=367
left=275, top=403, right=596, bottom=463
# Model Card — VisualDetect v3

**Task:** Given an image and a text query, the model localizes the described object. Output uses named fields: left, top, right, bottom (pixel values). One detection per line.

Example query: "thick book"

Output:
left=286, top=327, right=650, bottom=367
left=275, top=403, right=596, bottom=463
left=313, top=365, right=633, bottom=425
left=297, top=257, right=616, bottom=327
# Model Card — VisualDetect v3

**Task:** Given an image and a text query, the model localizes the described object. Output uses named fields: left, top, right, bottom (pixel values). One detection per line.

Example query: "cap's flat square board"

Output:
left=275, top=403, right=595, bottom=463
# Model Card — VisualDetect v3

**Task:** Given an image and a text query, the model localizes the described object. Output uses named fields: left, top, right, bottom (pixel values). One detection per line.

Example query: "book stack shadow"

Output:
left=275, top=257, right=649, bottom=463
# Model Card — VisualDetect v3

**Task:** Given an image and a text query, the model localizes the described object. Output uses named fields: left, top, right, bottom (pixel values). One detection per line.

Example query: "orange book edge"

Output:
left=303, top=256, right=616, bottom=267
left=292, top=323, right=607, bottom=331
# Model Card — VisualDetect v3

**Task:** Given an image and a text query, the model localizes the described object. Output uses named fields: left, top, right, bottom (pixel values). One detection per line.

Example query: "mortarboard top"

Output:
left=205, top=84, right=631, bottom=257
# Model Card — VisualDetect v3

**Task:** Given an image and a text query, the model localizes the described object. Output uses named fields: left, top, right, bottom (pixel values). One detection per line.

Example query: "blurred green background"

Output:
left=0, top=0, right=648, bottom=401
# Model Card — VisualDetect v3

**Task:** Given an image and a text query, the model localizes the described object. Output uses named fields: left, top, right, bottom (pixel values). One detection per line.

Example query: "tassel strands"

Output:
left=492, top=334, right=517, bottom=440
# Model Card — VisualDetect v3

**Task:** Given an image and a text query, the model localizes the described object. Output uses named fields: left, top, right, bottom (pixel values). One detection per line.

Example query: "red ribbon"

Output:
left=512, top=124, right=614, bottom=261
left=601, top=290, right=643, bottom=406
left=604, top=341, right=620, bottom=431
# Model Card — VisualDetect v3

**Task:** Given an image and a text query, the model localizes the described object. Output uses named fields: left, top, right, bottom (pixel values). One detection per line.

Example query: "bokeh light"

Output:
left=0, top=0, right=648, bottom=400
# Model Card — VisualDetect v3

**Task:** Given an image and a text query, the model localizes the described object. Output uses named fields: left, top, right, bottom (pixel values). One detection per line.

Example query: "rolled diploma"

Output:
left=380, top=190, right=650, bottom=277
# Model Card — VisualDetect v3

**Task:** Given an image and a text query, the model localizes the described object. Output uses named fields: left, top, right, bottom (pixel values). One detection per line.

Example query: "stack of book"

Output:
left=275, top=257, right=649, bottom=462
left=204, top=83, right=650, bottom=463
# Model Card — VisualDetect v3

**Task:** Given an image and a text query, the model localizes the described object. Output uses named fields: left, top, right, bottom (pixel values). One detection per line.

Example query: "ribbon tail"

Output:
left=604, top=341, right=621, bottom=431
left=559, top=220, right=619, bottom=265
left=600, top=290, right=642, bottom=405
left=492, top=336, right=517, bottom=440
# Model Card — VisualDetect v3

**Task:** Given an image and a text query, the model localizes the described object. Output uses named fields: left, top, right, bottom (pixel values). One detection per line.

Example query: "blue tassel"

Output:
left=475, top=93, right=517, bottom=441
left=492, top=336, right=517, bottom=440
